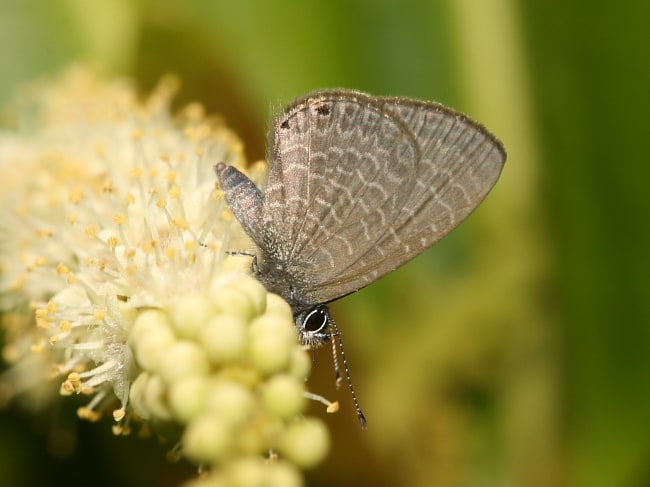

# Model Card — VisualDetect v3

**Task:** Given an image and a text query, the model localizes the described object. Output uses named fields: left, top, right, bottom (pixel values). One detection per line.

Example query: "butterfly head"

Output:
left=294, top=304, right=333, bottom=347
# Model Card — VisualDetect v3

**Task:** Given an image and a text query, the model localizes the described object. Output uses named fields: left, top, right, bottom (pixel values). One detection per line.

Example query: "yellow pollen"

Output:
left=126, top=264, right=137, bottom=275
left=130, top=167, right=142, bottom=178
left=103, top=179, right=114, bottom=193
left=67, top=274, right=77, bottom=284
left=59, top=320, right=72, bottom=332
left=113, top=213, right=126, bottom=225
left=77, top=407, right=102, bottom=422
left=107, top=236, right=119, bottom=248
left=34, top=257, right=47, bottom=267
left=156, top=198, right=167, bottom=208
left=86, top=226, right=97, bottom=238
left=220, top=210, right=233, bottom=221
left=166, top=171, right=177, bottom=182
left=68, top=214, right=78, bottom=224
left=66, top=372, right=82, bottom=393
left=126, top=192, right=135, bottom=205
left=56, top=263, right=70, bottom=275
left=124, top=248, right=136, bottom=259
left=47, top=301, right=57, bottom=313
left=36, top=317, right=51, bottom=329
left=115, top=424, right=132, bottom=436
left=160, top=153, right=170, bottom=163
left=131, top=128, right=145, bottom=140
left=113, top=409, right=126, bottom=422
left=164, top=248, right=177, bottom=259
left=169, top=186, right=180, bottom=199
left=94, top=310, right=106, bottom=320
left=171, top=218, right=187, bottom=229
left=69, top=187, right=83, bottom=204
left=49, top=335, right=59, bottom=346
left=141, top=240, right=153, bottom=252
left=327, top=401, right=340, bottom=413
left=35, top=309, right=48, bottom=319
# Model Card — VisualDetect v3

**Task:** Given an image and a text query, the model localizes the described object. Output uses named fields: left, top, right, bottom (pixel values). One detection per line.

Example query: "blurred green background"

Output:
left=1, top=1, right=649, bottom=486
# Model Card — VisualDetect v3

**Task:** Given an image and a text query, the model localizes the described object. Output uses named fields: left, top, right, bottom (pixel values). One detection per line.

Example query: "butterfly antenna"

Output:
left=330, top=319, right=368, bottom=429
left=330, top=333, right=343, bottom=388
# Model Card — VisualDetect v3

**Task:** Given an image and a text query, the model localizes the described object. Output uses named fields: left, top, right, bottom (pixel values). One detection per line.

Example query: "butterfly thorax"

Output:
left=255, top=254, right=313, bottom=315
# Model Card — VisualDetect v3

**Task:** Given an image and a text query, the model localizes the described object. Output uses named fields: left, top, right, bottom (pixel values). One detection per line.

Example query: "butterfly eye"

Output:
left=301, top=306, right=329, bottom=334
left=294, top=306, right=331, bottom=348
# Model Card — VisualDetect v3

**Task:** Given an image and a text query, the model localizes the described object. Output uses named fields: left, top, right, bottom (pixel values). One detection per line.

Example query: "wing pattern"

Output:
left=259, top=89, right=505, bottom=305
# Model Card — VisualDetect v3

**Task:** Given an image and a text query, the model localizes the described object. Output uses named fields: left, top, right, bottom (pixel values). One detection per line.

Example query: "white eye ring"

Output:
left=301, top=307, right=328, bottom=334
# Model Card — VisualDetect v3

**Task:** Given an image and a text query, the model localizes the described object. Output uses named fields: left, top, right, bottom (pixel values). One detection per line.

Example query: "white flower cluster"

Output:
left=0, top=68, right=330, bottom=486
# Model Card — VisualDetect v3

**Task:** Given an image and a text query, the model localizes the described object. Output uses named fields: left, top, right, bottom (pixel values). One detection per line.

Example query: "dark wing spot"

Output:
left=315, top=104, right=331, bottom=116
left=280, top=119, right=290, bottom=129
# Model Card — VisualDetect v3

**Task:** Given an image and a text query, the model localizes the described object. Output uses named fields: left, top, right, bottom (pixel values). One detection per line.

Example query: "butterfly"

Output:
left=215, top=89, right=505, bottom=425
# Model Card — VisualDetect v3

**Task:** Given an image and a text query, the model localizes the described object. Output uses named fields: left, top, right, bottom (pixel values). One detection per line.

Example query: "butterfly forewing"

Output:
left=263, top=91, right=419, bottom=288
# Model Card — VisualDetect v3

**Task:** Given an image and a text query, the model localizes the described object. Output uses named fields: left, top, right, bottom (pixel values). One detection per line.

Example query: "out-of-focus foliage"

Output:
left=0, top=1, right=648, bottom=486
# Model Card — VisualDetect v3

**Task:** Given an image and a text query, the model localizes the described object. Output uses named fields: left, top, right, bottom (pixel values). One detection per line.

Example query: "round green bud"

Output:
left=131, top=312, right=177, bottom=373
left=228, top=275, right=268, bottom=317
left=248, top=314, right=297, bottom=374
left=234, top=419, right=266, bottom=456
left=262, top=374, right=306, bottom=419
left=168, top=374, right=210, bottom=423
left=205, top=380, right=255, bottom=427
left=143, top=373, right=173, bottom=421
left=280, top=419, right=330, bottom=469
left=128, top=372, right=150, bottom=420
left=224, top=457, right=265, bottom=487
left=199, top=314, right=248, bottom=364
left=287, top=348, right=312, bottom=380
left=168, top=294, right=217, bottom=339
left=264, top=294, right=294, bottom=323
left=265, top=461, right=304, bottom=487
left=182, top=413, right=233, bottom=464
left=248, top=334, right=292, bottom=375
left=158, top=341, right=210, bottom=385
left=209, top=286, right=257, bottom=322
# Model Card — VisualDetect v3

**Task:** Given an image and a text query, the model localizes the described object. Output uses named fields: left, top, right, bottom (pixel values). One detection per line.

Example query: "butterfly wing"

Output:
left=261, top=90, right=420, bottom=293
left=293, top=93, right=506, bottom=304
left=256, top=89, right=505, bottom=306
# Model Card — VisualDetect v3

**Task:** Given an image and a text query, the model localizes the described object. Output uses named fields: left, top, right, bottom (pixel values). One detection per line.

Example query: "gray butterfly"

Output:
left=216, top=89, right=505, bottom=343
left=216, top=89, right=505, bottom=426
left=215, top=90, right=506, bottom=338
